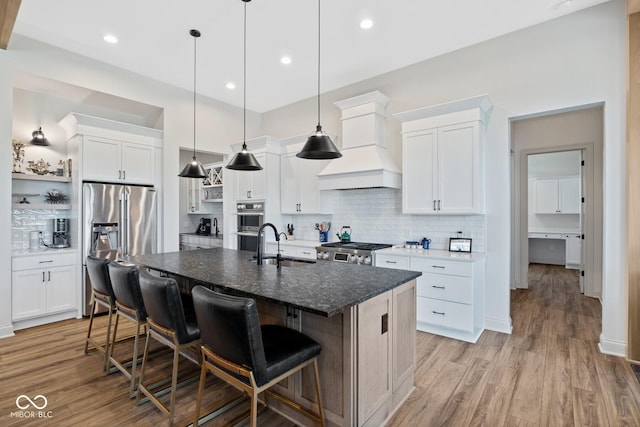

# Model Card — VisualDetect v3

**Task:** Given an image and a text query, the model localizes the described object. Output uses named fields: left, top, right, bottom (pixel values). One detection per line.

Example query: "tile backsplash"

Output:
left=12, top=209, right=70, bottom=250
left=282, top=188, right=486, bottom=252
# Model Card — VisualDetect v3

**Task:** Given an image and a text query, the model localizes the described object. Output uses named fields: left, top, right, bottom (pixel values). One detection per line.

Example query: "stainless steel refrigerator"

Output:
left=82, top=182, right=157, bottom=315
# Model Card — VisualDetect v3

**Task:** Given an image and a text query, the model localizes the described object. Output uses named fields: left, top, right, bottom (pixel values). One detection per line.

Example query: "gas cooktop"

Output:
left=320, top=242, right=392, bottom=251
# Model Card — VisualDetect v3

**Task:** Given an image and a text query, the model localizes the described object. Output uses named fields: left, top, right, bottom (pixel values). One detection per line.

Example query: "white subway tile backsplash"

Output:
left=284, top=188, right=486, bottom=252
left=12, top=209, right=70, bottom=250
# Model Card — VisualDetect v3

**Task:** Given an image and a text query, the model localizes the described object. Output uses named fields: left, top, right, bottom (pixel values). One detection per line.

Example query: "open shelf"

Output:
left=12, top=173, right=71, bottom=183
left=12, top=203, right=71, bottom=210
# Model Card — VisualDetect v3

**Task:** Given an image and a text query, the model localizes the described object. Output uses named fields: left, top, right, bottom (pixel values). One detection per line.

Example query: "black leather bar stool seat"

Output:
left=137, top=270, right=201, bottom=426
left=84, top=256, right=116, bottom=372
left=192, top=286, right=325, bottom=427
left=107, top=261, right=148, bottom=398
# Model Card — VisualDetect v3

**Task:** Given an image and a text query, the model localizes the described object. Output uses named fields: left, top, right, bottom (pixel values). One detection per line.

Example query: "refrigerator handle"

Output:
left=119, top=192, right=126, bottom=256
left=125, top=193, right=131, bottom=256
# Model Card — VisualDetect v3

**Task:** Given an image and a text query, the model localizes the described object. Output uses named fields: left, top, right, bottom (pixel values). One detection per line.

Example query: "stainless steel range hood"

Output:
left=318, top=91, right=401, bottom=190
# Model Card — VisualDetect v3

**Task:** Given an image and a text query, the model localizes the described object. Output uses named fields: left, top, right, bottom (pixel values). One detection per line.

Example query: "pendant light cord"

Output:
left=316, top=0, right=321, bottom=128
left=193, top=32, right=197, bottom=157
left=243, top=0, right=247, bottom=148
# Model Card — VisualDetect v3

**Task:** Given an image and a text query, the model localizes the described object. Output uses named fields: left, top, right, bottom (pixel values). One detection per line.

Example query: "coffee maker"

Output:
left=195, top=217, right=211, bottom=235
left=52, top=218, right=70, bottom=248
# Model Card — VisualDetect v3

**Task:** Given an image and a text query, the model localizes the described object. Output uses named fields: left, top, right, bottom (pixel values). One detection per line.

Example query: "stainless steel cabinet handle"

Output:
left=302, top=251, right=312, bottom=255
left=433, top=200, right=436, bottom=210
left=123, top=170, right=126, bottom=180
left=432, top=285, right=445, bottom=289
left=48, top=271, right=51, bottom=281
left=42, top=272, right=45, bottom=282
left=39, top=260, right=54, bottom=264
left=432, top=265, right=445, bottom=269
left=385, top=260, right=397, bottom=264
left=432, top=311, right=445, bottom=315
left=438, top=200, right=441, bottom=210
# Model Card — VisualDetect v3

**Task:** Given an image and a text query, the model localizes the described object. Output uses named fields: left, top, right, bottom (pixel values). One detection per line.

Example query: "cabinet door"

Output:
left=565, top=235, right=582, bottom=266
left=392, top=281, right=416, bottom=393
left=437, top=122, right=478, bottom=213
left=298, top=158, right=327, bottom=214
left=357, top=290, right=392, bottom=423
left=46, top=265, right=76, bottom=313
left=280, top=153, right=299, bottom=213
left=235, top=153, right=266, bottom=200
left=83, top=137, right=122, bottom=182
left=12, top=269, right=46, bottom=320
left=402, top=130, right=437, bottom=213
left=534, top=179, right=560, bottom=214
left=121, top=142, right=155, bottom=185
left=558, top=177, right=580, bottom=214
left=186, top=177, right=201, bottom=213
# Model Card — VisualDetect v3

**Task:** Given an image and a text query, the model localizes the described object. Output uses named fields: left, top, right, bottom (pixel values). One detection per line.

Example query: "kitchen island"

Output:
left=126, top=248, right=421, bottom=427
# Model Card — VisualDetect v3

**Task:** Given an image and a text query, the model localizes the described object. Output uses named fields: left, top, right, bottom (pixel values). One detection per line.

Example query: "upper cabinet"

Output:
left=280, top=139, right=329, bottom=214
left=394, top=95, right=492, bottom=215
left=235, top=152, right=267, bottom=200
left=534, top=177, right=580, bottom=214
left=59, top=113, right=162, bottom=186
left=82, top=137, right=155, bottom=185
left=186, top=162, right=224, bottom=214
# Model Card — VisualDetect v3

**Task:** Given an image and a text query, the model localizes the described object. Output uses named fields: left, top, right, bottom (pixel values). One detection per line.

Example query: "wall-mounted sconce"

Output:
left=30, top=127, right=50, bottom=146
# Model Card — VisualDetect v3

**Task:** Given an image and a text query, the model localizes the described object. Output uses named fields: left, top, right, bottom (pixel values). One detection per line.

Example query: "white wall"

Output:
left=261, top=1, right=627, bottom=351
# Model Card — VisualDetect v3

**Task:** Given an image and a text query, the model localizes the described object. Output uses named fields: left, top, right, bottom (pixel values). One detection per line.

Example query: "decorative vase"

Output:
left=12, top=140, right=25, bottom=173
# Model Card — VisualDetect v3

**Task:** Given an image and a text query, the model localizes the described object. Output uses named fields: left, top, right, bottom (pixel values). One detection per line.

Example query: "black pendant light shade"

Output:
left=178, top=29, right=207, bottom=178
left=296, top=0, right=341, bottom=160
left=297, top=124, right=342, bottom=159
left=226, top=0, right=262, bottom=171
left=30, top=127, right=50, bottom=146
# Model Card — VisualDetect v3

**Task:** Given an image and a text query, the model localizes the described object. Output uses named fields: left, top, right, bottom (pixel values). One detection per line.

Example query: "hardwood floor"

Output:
left=1, top=263, right=639, bottom=426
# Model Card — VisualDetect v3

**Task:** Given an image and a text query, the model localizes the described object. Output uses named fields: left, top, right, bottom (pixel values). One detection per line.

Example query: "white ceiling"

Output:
left=12, top=0, right=610, bottom=113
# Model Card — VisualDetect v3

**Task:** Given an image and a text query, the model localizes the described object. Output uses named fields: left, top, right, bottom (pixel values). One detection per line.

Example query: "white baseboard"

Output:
left=484, top=316, right=513, bottom=334
left=0, top=324, right=15, bottom=339
left=598, top=333, right=626, bottom=357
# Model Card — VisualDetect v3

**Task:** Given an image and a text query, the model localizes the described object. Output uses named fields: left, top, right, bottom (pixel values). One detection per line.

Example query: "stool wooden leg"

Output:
left=84, top=299, right=97, bottom=355
left=312, top=358, right=326, bottom=427
left=250, top=388, right=259, bottom=427
left=136, top=329, right=152, bottom=403
left=103, top=307, right=115, bottom=371
left=193, top=350, right=207, bottom=427
left=168, top=345, right=180, bottom=426
left=129, top=318, right=142, bottom=398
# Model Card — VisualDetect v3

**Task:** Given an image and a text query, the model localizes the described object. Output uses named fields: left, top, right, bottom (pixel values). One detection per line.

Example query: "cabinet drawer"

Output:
left=375, top=254, right=410, bottom=270
left=410, top=257, right=472, bottom=277
left=417, top=297, right=473, bottom=332
left=417, top=273, right=473, bottom=303
left=296, top=248, right=317, bottom=260
left=13, top=253, right=76, bottom=271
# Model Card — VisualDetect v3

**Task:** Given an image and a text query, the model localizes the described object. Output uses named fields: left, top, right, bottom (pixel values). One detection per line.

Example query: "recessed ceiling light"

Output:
left=360, top=19, right=373, bottom=30
left=103, top=34, right=118, bottom=44
left=226, top=82, right=236, bottom=90
left=280, top=56, right=292, bottom=65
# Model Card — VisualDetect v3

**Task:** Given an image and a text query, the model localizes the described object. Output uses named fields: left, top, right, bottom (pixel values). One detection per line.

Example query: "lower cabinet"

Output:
left=376, top=251, right=485, bottom=343
left=12, top=252, right=77, bottom=328
left=565, top=234, right=582, bottom=268
left=179, top=234, right=223, bottom=250
left=256, top=280, right=416, bottom=427
left=265, top=242, right=317, bottom=260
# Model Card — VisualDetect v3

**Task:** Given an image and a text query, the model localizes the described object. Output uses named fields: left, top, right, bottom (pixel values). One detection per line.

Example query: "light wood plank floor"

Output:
left=1, top=263, right=639, bottom=426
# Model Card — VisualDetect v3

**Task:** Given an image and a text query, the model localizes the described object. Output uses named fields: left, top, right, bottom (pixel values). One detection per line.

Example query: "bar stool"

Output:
left=191, top=286, right=325, bottom=427
left=107, top=261, right=147, bottom=398
left=137, top=269, right=201, bottom=425
left=84, top=256, right=116, bottom=372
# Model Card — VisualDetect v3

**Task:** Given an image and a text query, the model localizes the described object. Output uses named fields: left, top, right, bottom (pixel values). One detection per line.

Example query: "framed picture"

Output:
left=449, top=237, right=472, bottom=253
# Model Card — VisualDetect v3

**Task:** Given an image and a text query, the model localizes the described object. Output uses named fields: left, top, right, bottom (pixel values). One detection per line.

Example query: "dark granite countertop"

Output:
left=125, top=248, right=421, bottom=317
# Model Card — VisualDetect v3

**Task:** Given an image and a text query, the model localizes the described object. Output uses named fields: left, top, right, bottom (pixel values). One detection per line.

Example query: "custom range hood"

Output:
left=318, top=91, right=401, bottom=190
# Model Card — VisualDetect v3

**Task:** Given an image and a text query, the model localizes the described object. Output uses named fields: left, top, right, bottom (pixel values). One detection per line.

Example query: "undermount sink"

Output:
left=253, top=256, right=316, bottom=267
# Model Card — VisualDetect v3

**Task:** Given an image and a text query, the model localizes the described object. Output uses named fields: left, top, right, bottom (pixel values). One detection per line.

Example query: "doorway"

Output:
left=510, top=105, right=603, bottom=300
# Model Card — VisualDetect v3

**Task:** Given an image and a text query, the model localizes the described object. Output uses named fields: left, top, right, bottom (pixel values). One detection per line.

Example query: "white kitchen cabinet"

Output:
left=395, top=95, right=492, bottom=215
left=376, top=250, right=485, bottom=343
left=235, top=153, right=267, bottom=200
left=565, top=233, right=582, bottom=268
left=534, top=177, right=580, bottom=214
left=265, top=242, right=317, bottom=260
left=83, top=136, right=155, bottom=185
left=12, top=252, right=77, bottom=327
left=280, top=152, right=328, bottom=214
left=180, top=234, right=223, bottom=250
left=186, top=162, right=223, bottom=214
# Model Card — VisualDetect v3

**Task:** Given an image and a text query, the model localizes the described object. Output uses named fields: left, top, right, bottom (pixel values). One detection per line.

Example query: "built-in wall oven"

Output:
left=236, top=202, right=264, bottom=251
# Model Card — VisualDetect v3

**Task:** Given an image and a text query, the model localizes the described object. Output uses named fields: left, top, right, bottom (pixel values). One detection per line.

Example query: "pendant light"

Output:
left=226, top=0, right=262, bottom=171
left=30, top=127, right=50, bottom=146
left=297, top=0, right=341, bottom=160
left=178, top=29, right=208, bottom=178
